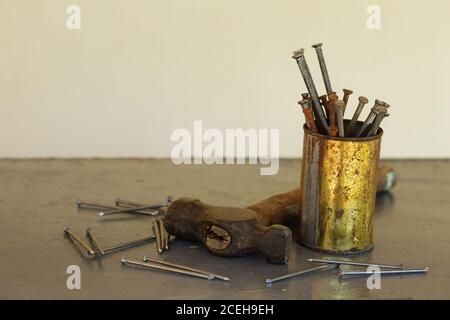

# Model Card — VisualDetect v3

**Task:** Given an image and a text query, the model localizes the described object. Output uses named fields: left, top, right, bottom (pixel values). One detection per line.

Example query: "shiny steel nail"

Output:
left=159, top=222, right=167, bottom=251
left=265, top=264, right=337, bottom=284
left=308, top=258, right=402, bottom=269
left=64, top=227, right=95, bottom=256
left=152, top=221, right=163, bottom=254
left=99, top=202, right=168, bottom=216
left=102, top=235, right=156, bottom=254
left=143, top=253, right=230, bottom=281
left=77, top=200, right=157, bottom=215
left=86, top=228, right=104, bottom=255
left=99, top=196, right=173, bottom=216
left=161, top=220, right=169, bottom=250
left=114, top=202, right=160, bottom=215
left=121, top=257, right=214, bottom=280
left=340, top=267, right=428, bottom=277
left=77, top=200, right=117, bottom=211
left=116, top=196, right=173, bottom=211
left=158, top=220, right=168, bottom=250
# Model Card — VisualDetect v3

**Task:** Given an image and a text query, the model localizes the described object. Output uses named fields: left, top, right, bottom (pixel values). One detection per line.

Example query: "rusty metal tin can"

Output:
left=297, top=122, right=383, bottom=254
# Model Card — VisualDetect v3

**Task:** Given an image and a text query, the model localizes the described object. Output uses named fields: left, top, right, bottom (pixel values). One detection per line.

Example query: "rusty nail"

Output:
left=312, top=43, right=333, bottom=95
left=326, top=93, right=338, bottom=137
left=292, top=49, right=329, bottom=135
left=346, top=96, right=369, bottom=135
left=326, top=93, right=338, bottom=126
left=328, top=125, right=338, bottom=137
left=299, top=99, right=318, bottom=133
left=335, top=100, right=345, bottom=137
left=64, top=227, right=95, bottom=256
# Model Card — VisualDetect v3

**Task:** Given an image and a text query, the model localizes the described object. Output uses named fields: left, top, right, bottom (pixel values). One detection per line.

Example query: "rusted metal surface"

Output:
left=298, top=123, right=383, bottom=254
left=334, top=100, right=345, bottom=137
left=299, top=99, right=318, bottom=133
left=328, top=125, right=338, bottom=137
left=325, top=93, right=338, bottom=137
left=326, top=93, right=338, bottom=126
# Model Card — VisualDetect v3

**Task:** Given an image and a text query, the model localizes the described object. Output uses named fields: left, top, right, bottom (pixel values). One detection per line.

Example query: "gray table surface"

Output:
left=0, top=159, right=449, bottom=299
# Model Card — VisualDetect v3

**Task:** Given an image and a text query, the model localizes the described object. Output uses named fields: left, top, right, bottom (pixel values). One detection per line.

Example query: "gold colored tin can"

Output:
left=297, top=122, right=383, bottom=254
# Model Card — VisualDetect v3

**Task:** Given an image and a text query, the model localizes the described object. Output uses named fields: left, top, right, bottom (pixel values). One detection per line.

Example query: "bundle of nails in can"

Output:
left=292, top=43, right=390, bottom=138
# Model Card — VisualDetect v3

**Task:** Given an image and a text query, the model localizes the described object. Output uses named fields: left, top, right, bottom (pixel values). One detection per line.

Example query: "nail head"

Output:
left=343, top=89, right=353, bottom=95
left=358, top=96, right=369, bottom=104
left=292, top=49, right=305, bottom=59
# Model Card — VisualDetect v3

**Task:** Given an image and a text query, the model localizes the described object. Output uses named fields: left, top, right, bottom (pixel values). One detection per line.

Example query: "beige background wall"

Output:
left=1, top=0, right=449, bottom=158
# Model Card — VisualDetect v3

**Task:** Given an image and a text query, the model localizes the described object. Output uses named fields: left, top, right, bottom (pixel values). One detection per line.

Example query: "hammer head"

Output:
left=164, top=198, right=292, bottom=264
